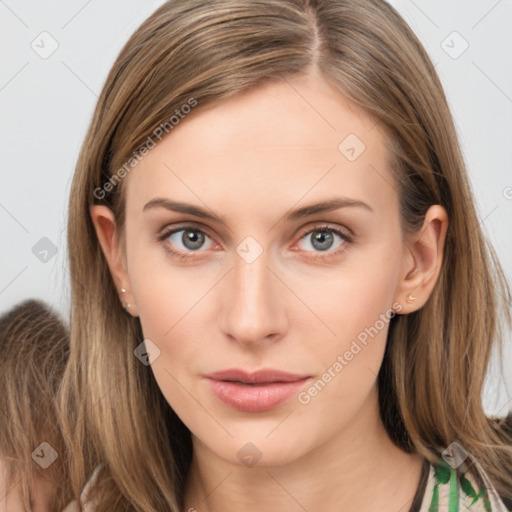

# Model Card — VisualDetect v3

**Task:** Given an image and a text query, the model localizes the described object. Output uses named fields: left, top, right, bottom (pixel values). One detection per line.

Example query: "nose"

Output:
left=219, top=248, right=288, bottom=348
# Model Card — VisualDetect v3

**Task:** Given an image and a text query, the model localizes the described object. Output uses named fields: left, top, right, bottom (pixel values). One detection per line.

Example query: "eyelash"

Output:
left=156, top=223, right=353, bottom=262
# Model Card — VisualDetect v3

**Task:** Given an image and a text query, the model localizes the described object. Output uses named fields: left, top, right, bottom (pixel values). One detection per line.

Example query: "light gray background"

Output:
left=1, top=1, right=511, bottom=415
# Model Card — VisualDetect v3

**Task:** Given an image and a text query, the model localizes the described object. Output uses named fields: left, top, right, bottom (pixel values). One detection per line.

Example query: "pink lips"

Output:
left=204, top=368, right=311, bottom=412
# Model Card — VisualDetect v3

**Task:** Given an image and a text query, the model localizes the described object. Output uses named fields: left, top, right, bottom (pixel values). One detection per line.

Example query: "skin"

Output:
left=0, top=459, right=56, bottom=512
left=91, top=71, right=448, bottom=512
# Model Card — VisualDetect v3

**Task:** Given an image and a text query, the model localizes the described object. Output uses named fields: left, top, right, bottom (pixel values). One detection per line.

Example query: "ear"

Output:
left=393, top=205, right=448, bottom=314
left=89, top=204, right=138, bottom=317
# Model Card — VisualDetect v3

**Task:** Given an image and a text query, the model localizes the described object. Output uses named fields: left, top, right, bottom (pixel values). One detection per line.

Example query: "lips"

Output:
left=204, top=368, right=310, bottom=384
left=204, top=368, right=311, bottom=412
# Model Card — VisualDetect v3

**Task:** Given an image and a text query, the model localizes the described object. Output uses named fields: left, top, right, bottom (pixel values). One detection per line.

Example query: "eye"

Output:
left=157, top=225, right=214, bottom=259
left=295, top=224, right=352, bottom=261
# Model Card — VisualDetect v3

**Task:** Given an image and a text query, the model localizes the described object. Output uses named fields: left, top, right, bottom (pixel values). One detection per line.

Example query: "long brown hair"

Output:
left=0, top=299, right=71, bottom=511
left=58, top=0, right=512, bottom=510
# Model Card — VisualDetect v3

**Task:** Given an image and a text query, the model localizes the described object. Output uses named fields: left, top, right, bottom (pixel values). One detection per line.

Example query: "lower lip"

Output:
left=205, top=377, right=310, bottom=412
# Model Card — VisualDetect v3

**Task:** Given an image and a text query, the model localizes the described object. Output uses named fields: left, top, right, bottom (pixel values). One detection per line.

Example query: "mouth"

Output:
left=204, top=368, right=310, bottom=384
left=205, top=378, right=311, bottom=412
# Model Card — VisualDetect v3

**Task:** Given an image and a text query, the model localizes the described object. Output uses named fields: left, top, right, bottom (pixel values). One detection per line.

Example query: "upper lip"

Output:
left=205, top=368, right=310, bottom=384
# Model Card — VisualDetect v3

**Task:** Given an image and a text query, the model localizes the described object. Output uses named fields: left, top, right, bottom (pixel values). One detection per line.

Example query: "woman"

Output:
left=3, top=0, right=512, bottom=510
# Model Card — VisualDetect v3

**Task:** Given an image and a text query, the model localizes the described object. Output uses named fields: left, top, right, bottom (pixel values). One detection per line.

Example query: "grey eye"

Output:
left=298, top=228, right=346, bottom=253
left=168, top=228, right=212, bottom=252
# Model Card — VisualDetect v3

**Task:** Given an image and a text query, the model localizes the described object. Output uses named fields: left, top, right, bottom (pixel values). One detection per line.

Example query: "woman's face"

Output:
left=120, top=73, right=411, bottom=466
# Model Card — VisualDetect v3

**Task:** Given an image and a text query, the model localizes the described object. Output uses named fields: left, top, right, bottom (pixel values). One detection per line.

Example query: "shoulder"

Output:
left=62, top=465, right=103, bottom=512
left=419, top=456, right=510, bottom=512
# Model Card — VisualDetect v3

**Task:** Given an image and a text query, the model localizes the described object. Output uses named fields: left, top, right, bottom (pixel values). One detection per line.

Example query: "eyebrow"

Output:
left=142, top=196, right=374, bottom=224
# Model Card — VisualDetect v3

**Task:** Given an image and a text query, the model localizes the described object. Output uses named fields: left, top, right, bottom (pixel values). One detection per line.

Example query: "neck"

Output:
left=182, top=386, right=424, bottom=512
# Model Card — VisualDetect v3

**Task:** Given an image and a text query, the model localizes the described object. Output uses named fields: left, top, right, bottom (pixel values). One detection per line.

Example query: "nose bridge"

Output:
left=220, top=239, right=285, bottom=345
left=234, top=249, right=270, bottom=308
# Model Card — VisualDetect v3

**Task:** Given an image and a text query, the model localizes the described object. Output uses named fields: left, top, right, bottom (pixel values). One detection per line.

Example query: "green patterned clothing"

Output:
left=411, top=457, right=510, bottom=512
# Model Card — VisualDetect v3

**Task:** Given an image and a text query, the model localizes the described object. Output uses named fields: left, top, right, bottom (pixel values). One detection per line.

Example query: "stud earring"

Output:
left=119, top=288, right=131, bottom=310
left=406, top=295, right=416, bottom=304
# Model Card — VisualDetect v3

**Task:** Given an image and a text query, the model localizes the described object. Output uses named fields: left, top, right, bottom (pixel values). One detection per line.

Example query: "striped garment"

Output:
left=418, top=457, right=510, bottom=512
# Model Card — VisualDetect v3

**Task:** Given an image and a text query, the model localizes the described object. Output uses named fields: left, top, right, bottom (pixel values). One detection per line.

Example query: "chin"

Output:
left=195, top=423, right=318, bottom=469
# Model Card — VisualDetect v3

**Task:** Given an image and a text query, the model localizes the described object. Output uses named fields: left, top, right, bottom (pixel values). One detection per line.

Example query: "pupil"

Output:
left=313, top=230, right=333, bottom=251
left=183, top=230, right=204, bottom=250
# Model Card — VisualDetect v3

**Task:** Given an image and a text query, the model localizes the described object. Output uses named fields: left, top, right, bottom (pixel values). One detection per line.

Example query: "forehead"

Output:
left=125, top=74, right=397, bottom=221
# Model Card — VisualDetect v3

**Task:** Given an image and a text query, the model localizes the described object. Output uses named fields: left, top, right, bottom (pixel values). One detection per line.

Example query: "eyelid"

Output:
left=296, top=222, right=353, bottom=243
left=156, top=221, right=217, bottom=242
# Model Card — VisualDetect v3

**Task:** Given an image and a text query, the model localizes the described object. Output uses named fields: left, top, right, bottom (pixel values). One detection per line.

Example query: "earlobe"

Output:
left=394, top=205, right=449, bottom=313
left=89, top=205, right=138, bottom=317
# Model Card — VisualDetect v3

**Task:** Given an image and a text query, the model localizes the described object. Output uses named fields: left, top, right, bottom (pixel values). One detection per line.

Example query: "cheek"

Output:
left=131, top=269, right=209, bottom=379
left=127, top=231, right=213, bottom=340
left=131, top=264, right=208, bottom=425
left=292, top=294, right=393, bottom=435
left=297, top=247, right=400, bottom=345
left=292, top=247, right=400, bottom=400
left=128, top=249, right=221, bottom=410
